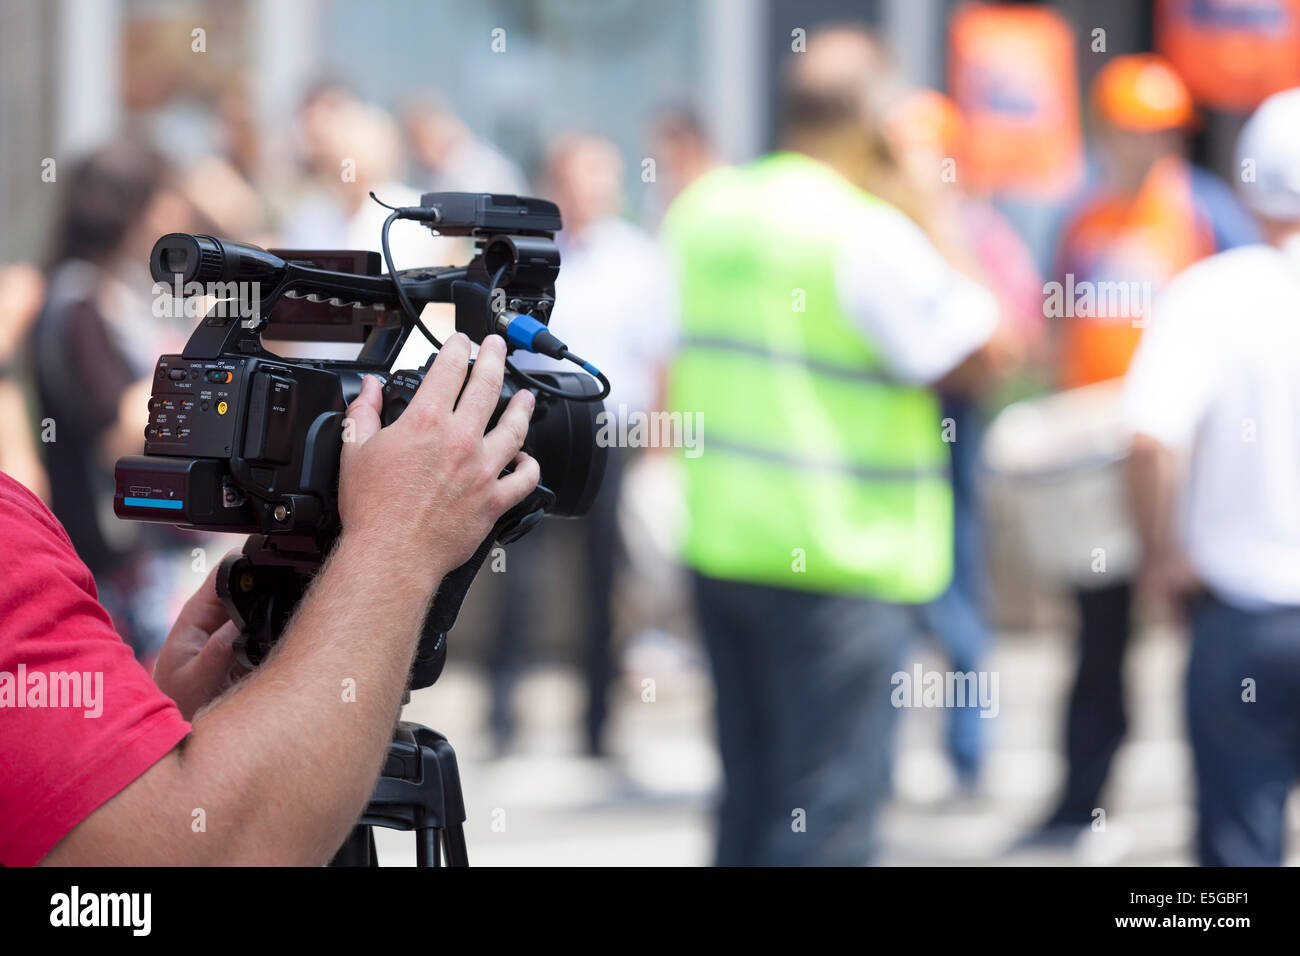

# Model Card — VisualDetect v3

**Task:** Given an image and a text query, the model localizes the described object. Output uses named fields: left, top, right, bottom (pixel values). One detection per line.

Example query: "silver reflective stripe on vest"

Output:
left=678, top=335, right=895, bottom=385
left=705, top=436, right=950, bottom=482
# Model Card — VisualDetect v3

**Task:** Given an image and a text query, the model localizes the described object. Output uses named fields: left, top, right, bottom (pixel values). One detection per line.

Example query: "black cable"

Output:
left=504, top=354, right=611, bottom=402
left=378, top=207, right=443, bottom=351
left=373, top=194, right=610, bottom=403
left=483, top=260, right=609, bottom=401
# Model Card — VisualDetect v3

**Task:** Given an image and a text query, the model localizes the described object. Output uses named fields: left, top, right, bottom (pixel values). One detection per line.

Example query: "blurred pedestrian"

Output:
left=663, top=26, right=1018, bottom=865
left=643, top=104, right=719, bottom=228
left=1028, top=54, right=1260, bottom=846
left=1125, top=88, right=1300, bottom=866
left=401, top=93, right=529, bottom=197
left=281, top=94, right=439, bottom=270
left=490, top=133, right=676, bottom=757
left=0, top=263, right=50, bottom=501
left=887, top=88, right=1044, bottom=795
left=29, top=139, right=199, bottom=660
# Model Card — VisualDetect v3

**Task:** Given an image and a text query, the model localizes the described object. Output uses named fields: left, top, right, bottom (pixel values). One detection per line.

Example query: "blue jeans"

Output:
left=1187, top=592, right=1300, bottom=866
left=692, top=573, right=913, bottom=865
left=921, top=395, right=991, bottom=783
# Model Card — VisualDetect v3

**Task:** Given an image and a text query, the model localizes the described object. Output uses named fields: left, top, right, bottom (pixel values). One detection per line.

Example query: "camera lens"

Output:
left=385, top=364, right=606, bottom=518
left=497, top=371, right=607, bottom=517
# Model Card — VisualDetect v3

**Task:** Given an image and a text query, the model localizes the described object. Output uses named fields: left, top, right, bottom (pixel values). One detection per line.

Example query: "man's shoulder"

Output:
left=1155, top=244, right=1291, bottom=335
left=1175, top=243, right=1287, bottom=291
left=664, top=164, right=745, bottom=217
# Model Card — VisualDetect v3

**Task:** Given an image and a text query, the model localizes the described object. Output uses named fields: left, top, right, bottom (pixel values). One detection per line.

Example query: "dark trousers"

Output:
left=1187, top=592, right=1300, bottom=866
left=488, top=448, right=626, bottom=755
left=692, top=572, right=912, bottom=866
left=1047, top=581, right=1133, bottom=826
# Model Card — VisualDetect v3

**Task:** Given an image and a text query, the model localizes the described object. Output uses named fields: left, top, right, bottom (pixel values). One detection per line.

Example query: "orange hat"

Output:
left=888, top=88, right=966, bottom=156
left=1091, top=54, right=1195, bottom=132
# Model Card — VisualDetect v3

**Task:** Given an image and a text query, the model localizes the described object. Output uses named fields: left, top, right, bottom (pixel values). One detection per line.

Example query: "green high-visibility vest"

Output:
left=663, top=152, right=952, bottom=602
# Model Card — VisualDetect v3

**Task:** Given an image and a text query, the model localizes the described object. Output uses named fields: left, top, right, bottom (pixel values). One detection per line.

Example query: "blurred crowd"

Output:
left=3, top=6, right=1300, bottom=867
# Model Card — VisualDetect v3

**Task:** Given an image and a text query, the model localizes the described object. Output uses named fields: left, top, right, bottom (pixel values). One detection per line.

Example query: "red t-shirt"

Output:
left=0, top=472, right=190, bottom=865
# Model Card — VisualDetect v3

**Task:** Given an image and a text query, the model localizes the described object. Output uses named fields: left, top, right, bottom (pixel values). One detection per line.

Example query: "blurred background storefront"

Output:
left=1, top=0, right=1265, bottom=263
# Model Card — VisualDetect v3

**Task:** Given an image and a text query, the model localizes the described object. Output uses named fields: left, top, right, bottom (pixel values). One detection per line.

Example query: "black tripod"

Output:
left=329, top=723, right=469, bottom=867
left=215, top=491, right=550, bottom=867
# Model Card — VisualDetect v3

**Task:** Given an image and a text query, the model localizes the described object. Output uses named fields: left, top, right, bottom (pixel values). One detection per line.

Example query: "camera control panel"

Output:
left=144, top=355, right=247, bottom=458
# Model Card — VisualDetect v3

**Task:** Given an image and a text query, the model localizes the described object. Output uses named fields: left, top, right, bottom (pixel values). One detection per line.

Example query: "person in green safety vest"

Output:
left=662, top=25, right=1018, bottom=865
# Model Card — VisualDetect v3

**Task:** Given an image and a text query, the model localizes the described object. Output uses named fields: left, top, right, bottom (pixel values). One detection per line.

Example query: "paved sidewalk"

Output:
left=375, top=626, right=1300, bottom=866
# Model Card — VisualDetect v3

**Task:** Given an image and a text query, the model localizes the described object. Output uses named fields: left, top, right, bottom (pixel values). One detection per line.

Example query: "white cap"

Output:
left=1236, top=87, right=1300, bottom=221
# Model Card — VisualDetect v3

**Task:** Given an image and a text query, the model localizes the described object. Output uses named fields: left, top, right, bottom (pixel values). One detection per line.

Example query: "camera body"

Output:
left=112, top=194, right=607, bottom=684
left=115, top=192, right=605, bottom=545
left=117, top=353, right=346, bottom=535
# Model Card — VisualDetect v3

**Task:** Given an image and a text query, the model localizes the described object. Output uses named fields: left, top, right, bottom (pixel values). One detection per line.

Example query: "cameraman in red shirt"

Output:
left=0, top=333, right=537, bottom=866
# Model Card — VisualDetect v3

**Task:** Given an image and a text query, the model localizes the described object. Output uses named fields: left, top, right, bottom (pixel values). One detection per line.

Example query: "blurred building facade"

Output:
left=1, top=0, right=1230, bottom=264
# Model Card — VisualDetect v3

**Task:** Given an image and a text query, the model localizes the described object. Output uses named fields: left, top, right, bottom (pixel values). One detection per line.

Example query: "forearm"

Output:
left=180, top=532, right=440, bottom=864
left=1127, top=433, right=1178, bottom=558
left=45, top=532, right=445, bottom=866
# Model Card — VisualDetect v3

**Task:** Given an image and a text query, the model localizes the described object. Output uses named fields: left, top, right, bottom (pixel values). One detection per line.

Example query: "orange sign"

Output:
left=1157, top=0, right=1300, bottom=111
left=949, top=3, right=1084, bottom=200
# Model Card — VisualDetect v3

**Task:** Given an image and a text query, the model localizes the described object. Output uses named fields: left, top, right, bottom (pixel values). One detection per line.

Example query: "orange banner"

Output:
left=949, top=3, right=1084, bottom=200
left=1157, top=0, right=1300, bottom=111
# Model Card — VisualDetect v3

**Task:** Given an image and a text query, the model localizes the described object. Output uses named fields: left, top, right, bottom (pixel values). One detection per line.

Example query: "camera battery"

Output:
left=243, top=372, right=296, bottom=464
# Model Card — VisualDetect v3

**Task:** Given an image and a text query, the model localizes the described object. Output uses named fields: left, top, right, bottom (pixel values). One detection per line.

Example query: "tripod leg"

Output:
left=442, top=824, right=469, bottom=866
left=416, top=827, right=441, bottom=867
left=330, top=825, right=378, bottom=866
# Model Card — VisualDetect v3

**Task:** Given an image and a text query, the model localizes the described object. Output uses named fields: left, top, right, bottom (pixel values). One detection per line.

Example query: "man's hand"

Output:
left=1138, top=546, right=1203, bottom=619
left=152, top=559, right=246, bottom=721
left=937, top=320, right=1024, bottom=397
left=1127, top=432, right=1200, bottom=618
left=338, top=333, right=539, bottom=583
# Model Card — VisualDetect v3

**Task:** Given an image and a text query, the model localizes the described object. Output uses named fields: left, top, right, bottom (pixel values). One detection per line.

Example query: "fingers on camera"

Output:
left=484, top=387, right=534, bottom=470
left=343, top=376, right=383, bottom=449
left=412, top=333, right=472, bottom=417
left=496, top=451, right=540, bottom=507
left=458, top=334, right=506, bottom=424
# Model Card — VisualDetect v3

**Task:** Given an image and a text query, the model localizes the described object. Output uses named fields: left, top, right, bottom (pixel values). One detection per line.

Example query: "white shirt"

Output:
left=417, top=137, right=530, bottom=198
left=511, top=217, right=677, bottom=419
left=280, top=180, right=453, bottom=272
left=1124, top=239, right=1300, bottom=609
left=834, top=202, right=999, bottom=384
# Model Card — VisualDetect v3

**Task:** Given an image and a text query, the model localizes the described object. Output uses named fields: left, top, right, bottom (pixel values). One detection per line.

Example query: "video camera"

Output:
left=113, top=193, right=608, bottom=687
